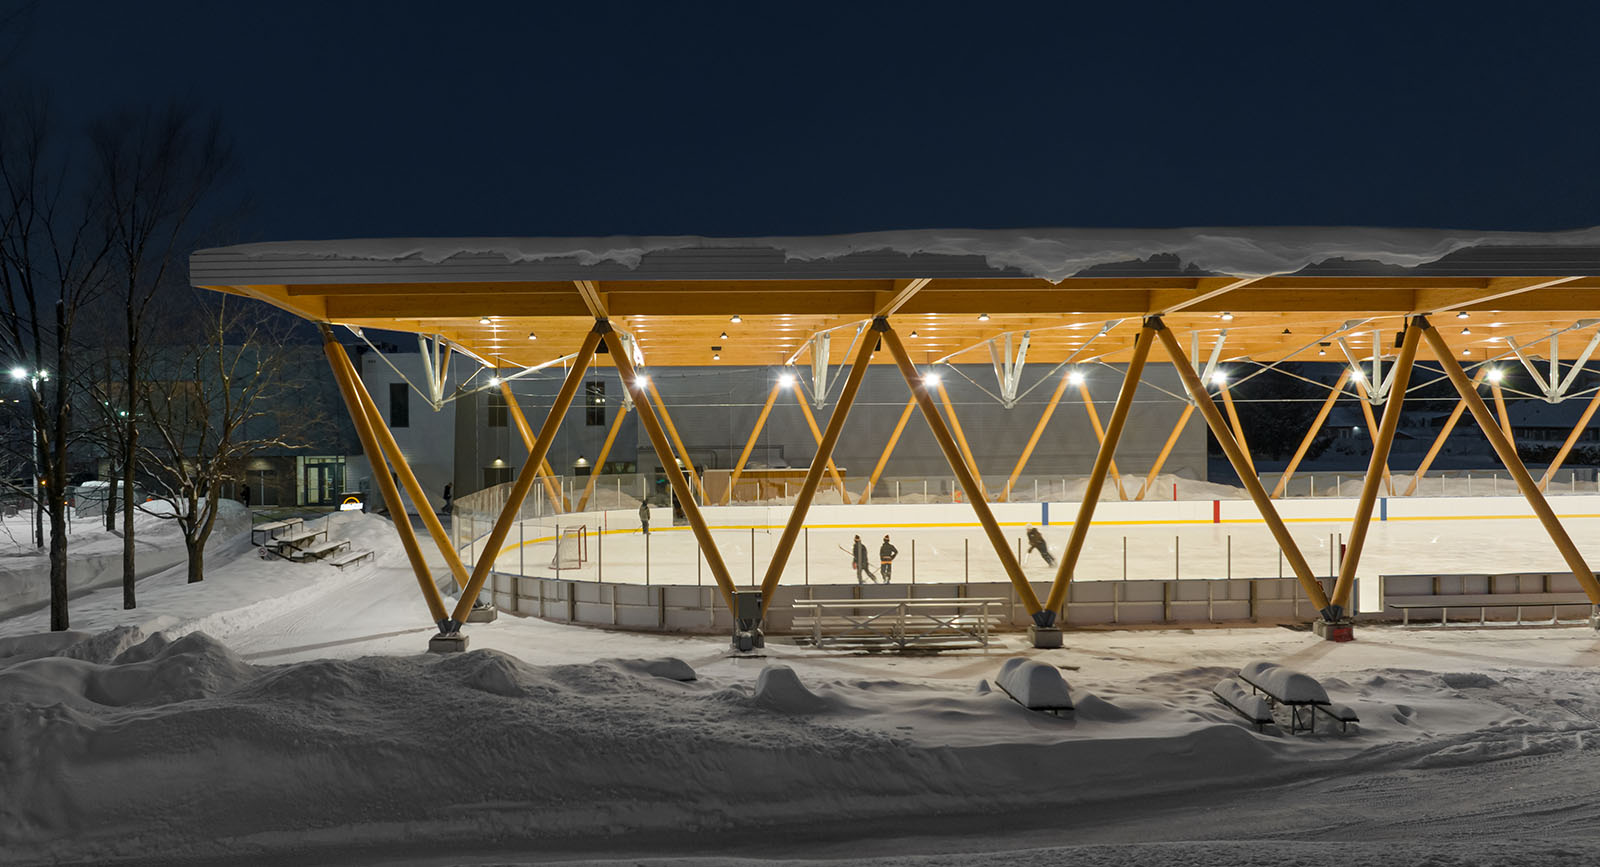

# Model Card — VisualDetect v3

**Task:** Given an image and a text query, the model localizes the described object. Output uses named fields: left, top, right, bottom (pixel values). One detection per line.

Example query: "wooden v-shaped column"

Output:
left=1153, top=318, right=1335, bottom=616
left=1043, top=325, right=1154, bottom=614
left=610, top=337, right=740, bottom=610
left=758, top=329, right=877, bottom=614
left=447, top=325, right=604, bottom=627
left=878, top=321, right=1049, bottom=624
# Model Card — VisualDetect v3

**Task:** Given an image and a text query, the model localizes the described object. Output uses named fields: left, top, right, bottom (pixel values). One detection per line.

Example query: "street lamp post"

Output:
left=10, top=366, right=45, bottom=549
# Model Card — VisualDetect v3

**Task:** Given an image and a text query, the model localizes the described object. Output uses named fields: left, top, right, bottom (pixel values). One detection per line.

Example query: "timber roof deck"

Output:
left=190, top=230, right=1600, bottom=369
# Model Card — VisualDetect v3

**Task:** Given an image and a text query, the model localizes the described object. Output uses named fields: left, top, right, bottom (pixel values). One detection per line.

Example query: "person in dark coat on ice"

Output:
left=851, top=534, right=878, bottom=584
left=879, top=535, right=898, bottom=583
left=639, top=500, right=650, bottom=535
left=1026, top=525, right=1056, bottom=567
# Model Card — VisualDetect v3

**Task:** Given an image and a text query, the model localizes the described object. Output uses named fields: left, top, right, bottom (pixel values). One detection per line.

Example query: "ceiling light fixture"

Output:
left=527, top=331, right=537, bottom=340
left=1220, top=312, right=1234, bottom=321
left=1457, top=311, right=1470, bottom=319
left=978, top=313, right=990, bottom=322
left=479, top=315, right=491, bottom=325
left=730, top=314, right=742, bottom=323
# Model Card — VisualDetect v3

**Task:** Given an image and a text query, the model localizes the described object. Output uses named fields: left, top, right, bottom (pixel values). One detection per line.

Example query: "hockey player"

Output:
left=879, top=535, right=898, bottom=582
left=1026, top=525, right=1056, bottom=567
left=851, top=534, right=878, bottom=584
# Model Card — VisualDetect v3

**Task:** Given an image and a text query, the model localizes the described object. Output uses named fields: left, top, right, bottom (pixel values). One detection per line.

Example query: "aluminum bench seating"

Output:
left=1385, top=592, right=1593, bottom=626
left=329, top=548, right=374, bottom=570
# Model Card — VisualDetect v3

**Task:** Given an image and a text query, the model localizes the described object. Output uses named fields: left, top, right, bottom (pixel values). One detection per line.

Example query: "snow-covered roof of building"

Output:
left=193, top=226, right=1600, bottom=285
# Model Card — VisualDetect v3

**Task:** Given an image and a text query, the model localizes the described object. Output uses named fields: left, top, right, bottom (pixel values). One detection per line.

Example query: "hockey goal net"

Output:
left=551, top=525, right=588, bottom=569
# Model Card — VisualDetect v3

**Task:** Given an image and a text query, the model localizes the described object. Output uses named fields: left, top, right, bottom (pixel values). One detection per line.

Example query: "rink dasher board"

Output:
left=484, top=572, right=1345, bottom=635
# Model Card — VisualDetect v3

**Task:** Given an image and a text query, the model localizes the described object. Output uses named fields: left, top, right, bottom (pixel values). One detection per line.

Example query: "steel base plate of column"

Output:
left=465, top=604, right=499, bottom=623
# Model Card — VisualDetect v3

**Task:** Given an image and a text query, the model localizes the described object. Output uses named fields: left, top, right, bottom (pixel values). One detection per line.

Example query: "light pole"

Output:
left=10, top=366, right=45, bottom=549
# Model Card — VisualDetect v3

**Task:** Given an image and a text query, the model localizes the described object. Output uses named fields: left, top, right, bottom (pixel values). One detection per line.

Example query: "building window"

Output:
left=586, top=380, right=606, bottom=426
left=388, top=383, right=409, bottom=428
left=487, top=391, right=508, bottom=427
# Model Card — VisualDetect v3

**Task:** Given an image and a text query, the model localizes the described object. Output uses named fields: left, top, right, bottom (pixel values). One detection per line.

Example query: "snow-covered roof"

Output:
left=192, top=226, right=1600, bottom=286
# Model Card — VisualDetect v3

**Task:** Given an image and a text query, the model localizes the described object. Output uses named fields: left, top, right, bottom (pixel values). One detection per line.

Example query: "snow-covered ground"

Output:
left=5, top=510, right=1600, bottom=865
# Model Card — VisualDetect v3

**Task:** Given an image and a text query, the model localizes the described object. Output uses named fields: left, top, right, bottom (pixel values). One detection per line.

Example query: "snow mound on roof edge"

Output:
left=211, top=225, right=1600, bottom=282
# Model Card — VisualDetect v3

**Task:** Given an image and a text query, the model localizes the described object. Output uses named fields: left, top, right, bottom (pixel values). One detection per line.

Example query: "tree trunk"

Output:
left=104, top=475, right=116, bottom=531
left=184, top=535, right=204, bottom=584
left=48, top=493, right=69, bottom=630
left=185, top=489, right=205, bottom=583
left=122, top=421, right=137, bottom=608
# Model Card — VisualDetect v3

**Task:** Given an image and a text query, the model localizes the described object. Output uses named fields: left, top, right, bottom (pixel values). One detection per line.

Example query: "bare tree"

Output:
left=139, top=295, right=318, bottom=583
left=80, top=106, right=233, bottom=608
left=0, top=90, right=116, bottom=630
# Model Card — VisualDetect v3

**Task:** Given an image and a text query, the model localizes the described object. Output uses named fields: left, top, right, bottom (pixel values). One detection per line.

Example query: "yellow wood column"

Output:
left=880, top=322, right=1047, bottom=621
left=758, top=331, right=877, bottom=613
left=1136, top=403, right=1194, bottom=500
left=450, top=326, right=603, bottom=624
left=936, top=381, right=986, bottom=498
left=1078, top=381, right=1129, bottom=500
left=1154, top=320, right=1334, bottom=614
left=1330, top=321, right=1421, bottom=613
left=1491, top=381, right=1515, bottom=444
left=616, top=341, right=739, bottom=610
left=1272, top=369, right=1350, bottom=498
left=1002, top=375, right=1070, bottom=502
left=501, top=382, right=570, bottom=512
left=859, top=396, right=916, bottom=504
left=1219, top=385, right=1255, bottom=477
left=320, top=330, right=448, bottom=625
left=1352, top=377, right=1396, bottom=496
left=337, top=349, right=471, bottom=590
left=648, top=380, right=707, bottom=504
left=722, top=382, right=782, bottom=505
left=794, top=389, right=850, bottom=500
left=1539, top=387, right=1600, bottom=491
left=1404, top=368, right=1486, bottom=496
left=574, top=400, right=630, bottom=512
left=1044, top=328, right=1154, bottom=613
left=1419, top=320, right=1600, bottom=604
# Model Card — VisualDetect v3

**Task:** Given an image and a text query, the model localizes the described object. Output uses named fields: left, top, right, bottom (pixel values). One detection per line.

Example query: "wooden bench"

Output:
left=792, top=597, right=1007, bottom=650
left=251, top=517, right=305, bottom=546
left=1386, top=592, right=1593, bottom=626
left=329, top=548, right=373, bottom=570
left=290, top=538, right=352, bottom=562
left=1213, top=678, right=1274, bottom=731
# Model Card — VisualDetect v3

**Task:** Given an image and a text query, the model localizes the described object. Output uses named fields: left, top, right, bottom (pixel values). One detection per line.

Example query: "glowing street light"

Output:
left=8, top=367, right=25, bottom=381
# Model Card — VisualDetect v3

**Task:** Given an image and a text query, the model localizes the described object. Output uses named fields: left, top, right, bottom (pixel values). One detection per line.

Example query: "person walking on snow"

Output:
left=441, top=482, right=453, bottom=515
left=639, top=500, right=651, bottom=535
left=1026, top=525, right=1056, bottom=567
left=879, top=535, right=898, bottom=582
left=851, top=534, right=877, bottom=584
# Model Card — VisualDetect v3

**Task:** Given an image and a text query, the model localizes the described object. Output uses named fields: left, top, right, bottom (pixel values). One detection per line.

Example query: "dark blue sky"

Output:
left=14, top=1, right=1600, bottom=242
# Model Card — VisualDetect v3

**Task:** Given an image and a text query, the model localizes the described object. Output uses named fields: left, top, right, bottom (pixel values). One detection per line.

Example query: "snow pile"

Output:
left=755, top=663, right=829, bottom=713
left=995, top=657, right=1075, bottom=710
left=1212, top=678, right=1272, bottom=723
left=212, top=225, right=1600, bottom=282
left=1240, top=660, right=1330, bottom=704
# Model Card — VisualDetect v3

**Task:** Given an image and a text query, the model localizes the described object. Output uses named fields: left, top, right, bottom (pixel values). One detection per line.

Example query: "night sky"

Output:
left=12, top=1, right=1600, bottom=242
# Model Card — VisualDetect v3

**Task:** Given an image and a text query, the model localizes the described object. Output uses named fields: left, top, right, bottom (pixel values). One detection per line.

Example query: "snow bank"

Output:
left=755, top=663, right=828, bottom=713
left=213, top=225, right=1600, bottom=282
left=1213, top=678, right=1272, bottom=724
left=1240, top=660, right=1330, bottom=704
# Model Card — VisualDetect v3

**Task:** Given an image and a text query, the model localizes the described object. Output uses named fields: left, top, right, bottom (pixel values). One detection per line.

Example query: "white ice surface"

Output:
left=209, top=224, right=1600, bottom=282
left=6, top=509, right=1600, bottom=865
